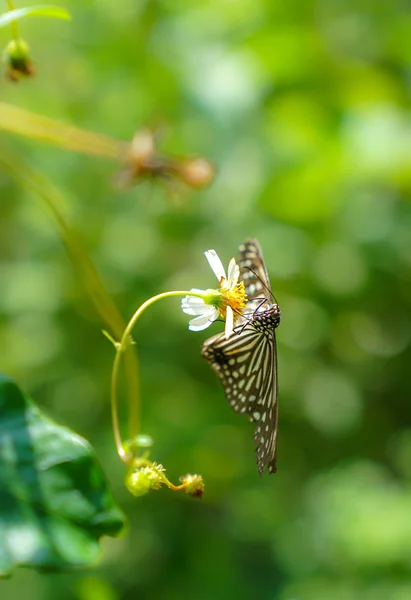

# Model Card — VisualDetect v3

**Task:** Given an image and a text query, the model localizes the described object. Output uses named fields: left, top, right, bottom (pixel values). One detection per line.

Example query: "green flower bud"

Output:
left=125, top=464, right=164, bottom=497
left=180, top=474, right=204, bottom=498
left=123, top=434, right=154, bottom=459
left=3, top=39, right=34, bottom=82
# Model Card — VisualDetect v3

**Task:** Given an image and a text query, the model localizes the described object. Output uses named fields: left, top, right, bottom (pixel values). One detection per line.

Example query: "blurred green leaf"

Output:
left=0, top=373, right=126, bottom=578
left=0, top=6, right=71, bottom=28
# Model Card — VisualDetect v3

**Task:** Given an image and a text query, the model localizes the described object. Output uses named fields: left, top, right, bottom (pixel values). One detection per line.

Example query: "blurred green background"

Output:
left=1, top=0, right=411, bottom=598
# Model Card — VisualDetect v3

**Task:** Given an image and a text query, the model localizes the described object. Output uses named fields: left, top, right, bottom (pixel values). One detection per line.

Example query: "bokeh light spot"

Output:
left=302, top=368, right=362, bottom=435
left=313, top=242, right=367, bottom=295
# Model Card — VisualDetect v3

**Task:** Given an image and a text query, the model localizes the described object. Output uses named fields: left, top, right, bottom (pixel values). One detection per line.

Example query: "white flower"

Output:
left=181, top=249, right=246, bottom=339
left=181, top=288, right=219, bottom=332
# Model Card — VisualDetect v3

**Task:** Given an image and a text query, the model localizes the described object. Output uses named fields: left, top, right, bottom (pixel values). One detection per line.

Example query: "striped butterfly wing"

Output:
left=202, top=239, right=281, bottom=475
left=238, top=239, right=272, bottom=314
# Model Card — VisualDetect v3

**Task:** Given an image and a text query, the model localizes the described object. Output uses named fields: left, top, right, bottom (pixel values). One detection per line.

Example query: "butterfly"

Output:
left=201, top=239, right=281, bottom=475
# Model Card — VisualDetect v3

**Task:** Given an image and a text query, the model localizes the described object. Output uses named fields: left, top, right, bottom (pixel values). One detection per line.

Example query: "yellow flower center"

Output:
left=218, top=279, right=247, bottom=320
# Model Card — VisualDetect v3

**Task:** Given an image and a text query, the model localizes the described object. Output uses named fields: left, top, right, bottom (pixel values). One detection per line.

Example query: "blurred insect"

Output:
left=116, top=128, right=215, bottom=192
left=202, top=239, right=281, bottom=475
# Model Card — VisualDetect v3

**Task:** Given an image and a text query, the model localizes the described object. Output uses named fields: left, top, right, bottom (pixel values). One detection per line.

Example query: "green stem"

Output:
left=0, top=144, right=141, bottom=445
left=0, top=102, right=126, bottom=159
left=7, top=0, right=19, bottom=41
left=111, top=290, right=206, bottom=461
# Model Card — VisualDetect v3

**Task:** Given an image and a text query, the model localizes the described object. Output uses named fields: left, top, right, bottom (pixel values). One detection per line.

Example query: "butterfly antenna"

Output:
left=244, top=267, right=278, bottom=304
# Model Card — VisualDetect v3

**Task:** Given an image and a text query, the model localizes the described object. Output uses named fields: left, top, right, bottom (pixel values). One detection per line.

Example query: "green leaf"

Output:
left=0, top=6, right=71, bottom=29
left=0, top=373, right=126, bottom=578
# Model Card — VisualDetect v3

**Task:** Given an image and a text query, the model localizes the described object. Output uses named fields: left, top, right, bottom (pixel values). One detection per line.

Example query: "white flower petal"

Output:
left=188, top=308, right=219, bottom=331
left=182, top=305, right=207, bottom=316
left=224, top=306, right=234, bottom=339
left=227, top=258, right=239, bottom=287
left=181, top=298, right=208, bottom=316
left=205, top=249, right=226, bottom=282
left=186, top=303, right=214, bottom=317
left=181, top=297, right=205, bottom=307
left=181, top=289, right=208, bottom=315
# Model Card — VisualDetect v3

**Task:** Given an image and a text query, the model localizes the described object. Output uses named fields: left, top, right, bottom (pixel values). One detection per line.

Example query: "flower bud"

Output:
left=3, top=39, right=34, bottom=82
left=174, top=158, right=215, bottom=189
left=130, top=129, right=156, bottom=163
left=125, top=464, right=164, bottom=497
left=123, top=434, right=154, bottom=459
left=180, top=474, right=205, bottom=498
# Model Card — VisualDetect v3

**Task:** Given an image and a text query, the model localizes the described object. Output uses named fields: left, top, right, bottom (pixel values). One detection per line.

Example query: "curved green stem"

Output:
left=111, top=290, right=206, bottom=462
left=7, top=0, right=19, bottom=41
left=0, top=145, right=141, bottom=455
